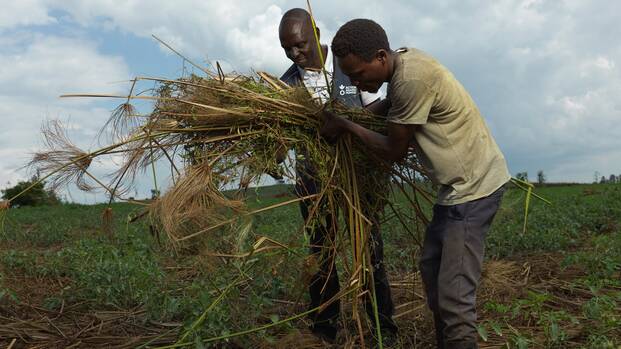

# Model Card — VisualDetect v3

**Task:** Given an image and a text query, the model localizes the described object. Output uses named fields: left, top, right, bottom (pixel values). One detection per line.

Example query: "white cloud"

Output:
left=0, top=0, right=56, bottom=30
left=44, top=0, right=284, bottom=66
left=227, top=5, right=288, bottom=72
left=0, top=34, right=128, bottom=100
left=580, top=56, right=615, bottom=77
left=0, top=32, right=130, bottom=199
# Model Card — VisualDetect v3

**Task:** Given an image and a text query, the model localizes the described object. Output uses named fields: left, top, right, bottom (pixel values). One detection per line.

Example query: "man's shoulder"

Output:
left=399, top=47, right=436, bottom=65
left=280, top=64, right=301, bottom=86
left=393, top=48, right=447, bottom=87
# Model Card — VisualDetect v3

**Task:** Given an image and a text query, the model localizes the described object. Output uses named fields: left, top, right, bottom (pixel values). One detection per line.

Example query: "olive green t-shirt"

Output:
left=387, top=48, right=510, bottom=205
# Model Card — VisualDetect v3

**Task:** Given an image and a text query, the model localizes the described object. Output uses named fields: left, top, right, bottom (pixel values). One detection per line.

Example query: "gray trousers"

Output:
left=419, top=186, right=505, bottom=349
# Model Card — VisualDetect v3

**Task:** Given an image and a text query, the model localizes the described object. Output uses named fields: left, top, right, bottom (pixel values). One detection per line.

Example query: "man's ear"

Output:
left=376, top=49, right=388, bottom=64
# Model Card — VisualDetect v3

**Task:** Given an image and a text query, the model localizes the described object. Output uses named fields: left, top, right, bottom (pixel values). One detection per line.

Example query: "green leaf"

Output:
left=194, top=335, right=206, bottom=349
left=549, top=322, right=560, bottom=342
left=515, top=335, right=529, bottom=349
left=490, top=321, right=504, bottom=337
left=476, top=324, right=488, bottom=342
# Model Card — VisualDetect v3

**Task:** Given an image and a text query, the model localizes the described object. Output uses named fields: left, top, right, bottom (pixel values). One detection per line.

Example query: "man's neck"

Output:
left=306, top=44, right=329, bottom=71
left=386, top=50, right=397, bottom=84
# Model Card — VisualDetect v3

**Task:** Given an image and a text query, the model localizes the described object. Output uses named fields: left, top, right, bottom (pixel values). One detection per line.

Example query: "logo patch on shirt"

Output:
left=338, top=84, right=358, bottom=96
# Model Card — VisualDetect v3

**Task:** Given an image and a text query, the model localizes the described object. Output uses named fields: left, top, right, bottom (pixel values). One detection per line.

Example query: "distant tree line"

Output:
left=599, top=174, right=621, bottom=184
left=515, top=171, right=547, bottom=185
left=515, top=170, right=621, bottom=185
left=1, top=176, right=60, bottom=207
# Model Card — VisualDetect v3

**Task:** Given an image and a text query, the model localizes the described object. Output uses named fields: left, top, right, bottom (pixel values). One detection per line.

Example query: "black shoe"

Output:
left=380, top=319, right=399, bottom=334
left=310, top=323, right=338, bottom=344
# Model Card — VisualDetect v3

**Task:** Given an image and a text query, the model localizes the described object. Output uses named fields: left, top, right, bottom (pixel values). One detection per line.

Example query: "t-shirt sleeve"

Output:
left=387, top=79, right=435, bottom=125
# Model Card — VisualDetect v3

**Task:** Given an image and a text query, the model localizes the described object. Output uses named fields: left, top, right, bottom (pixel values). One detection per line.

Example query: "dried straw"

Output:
left=23, top=63, right=431, bottom=347
left=102, top=207, right=114, bottom=238
left=29, top=120, right=94, bottom=191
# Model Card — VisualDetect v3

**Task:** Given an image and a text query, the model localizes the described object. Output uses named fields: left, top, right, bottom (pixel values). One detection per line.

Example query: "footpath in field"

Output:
left=0, top=184, right=620, bottom=348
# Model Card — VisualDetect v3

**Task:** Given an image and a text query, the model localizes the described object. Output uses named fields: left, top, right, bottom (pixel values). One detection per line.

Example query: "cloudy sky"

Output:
left=1, top=0, right=619, bottom=202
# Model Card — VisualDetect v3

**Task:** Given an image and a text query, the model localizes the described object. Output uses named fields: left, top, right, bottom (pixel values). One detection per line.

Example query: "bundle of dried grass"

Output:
left=50, top=72, right=417, bottom=241
left=151, top=161, right=246, bottom=242
left=19, top=66, right=430, bottom=347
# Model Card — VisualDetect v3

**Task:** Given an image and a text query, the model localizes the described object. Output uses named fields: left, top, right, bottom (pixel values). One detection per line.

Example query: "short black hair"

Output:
left=281, top=8, right=311, bottom=23
left=279, top=8, right=319, bottom=37
left=332, top=19, right=390, bottom=62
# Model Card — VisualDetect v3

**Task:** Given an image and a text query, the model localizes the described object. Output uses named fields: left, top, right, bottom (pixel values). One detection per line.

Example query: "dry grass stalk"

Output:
left=29, top=120, right=94, bottom=191
left=151, top=162, right=245, bottom=243
left=101, top=207, right=114, bottom=238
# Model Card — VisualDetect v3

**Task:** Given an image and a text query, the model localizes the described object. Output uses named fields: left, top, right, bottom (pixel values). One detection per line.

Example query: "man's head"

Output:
left=332, top=19, right=392, bottom=93
left=279, top=8, right=322, bottom=69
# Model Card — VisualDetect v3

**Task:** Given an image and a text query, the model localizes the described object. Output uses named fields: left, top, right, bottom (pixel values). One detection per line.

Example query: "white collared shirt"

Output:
left=297, top=48, right=382, bottom=106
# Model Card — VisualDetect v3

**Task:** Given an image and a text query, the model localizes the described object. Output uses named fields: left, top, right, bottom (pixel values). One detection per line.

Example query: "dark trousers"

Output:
left=419, top=186, right=505, bottom=349
left=296, top=173, right=395, bottom=329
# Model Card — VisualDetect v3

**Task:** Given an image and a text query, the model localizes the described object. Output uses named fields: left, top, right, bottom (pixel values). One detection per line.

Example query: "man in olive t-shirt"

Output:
left=321, top=19, right=510, bottom=349
left=386, top=47, right=510, bottom=205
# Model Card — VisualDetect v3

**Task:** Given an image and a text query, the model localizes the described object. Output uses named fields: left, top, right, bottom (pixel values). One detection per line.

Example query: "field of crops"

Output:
left=0, top=183, right=620, bottom=348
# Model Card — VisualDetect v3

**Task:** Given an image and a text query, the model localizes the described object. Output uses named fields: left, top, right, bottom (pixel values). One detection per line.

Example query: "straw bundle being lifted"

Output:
left=13, top=65, right=431, bottom=346
left=35, top=71, right=429, bottom=245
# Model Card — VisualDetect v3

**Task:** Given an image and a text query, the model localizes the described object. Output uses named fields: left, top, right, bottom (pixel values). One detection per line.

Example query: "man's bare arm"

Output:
left=321, top=111, right=416, bottom=163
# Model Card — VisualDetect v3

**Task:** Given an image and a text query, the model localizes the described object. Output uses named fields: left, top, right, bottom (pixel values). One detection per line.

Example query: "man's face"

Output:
left=338, top=52, right=388, bottom=93
left=279, top=19, right=318, bottom=69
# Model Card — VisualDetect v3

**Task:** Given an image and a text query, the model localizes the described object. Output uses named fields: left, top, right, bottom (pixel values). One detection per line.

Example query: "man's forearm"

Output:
left=338, top=118, right=402, bottom=162
left=321, top=109, right=415, bottom=162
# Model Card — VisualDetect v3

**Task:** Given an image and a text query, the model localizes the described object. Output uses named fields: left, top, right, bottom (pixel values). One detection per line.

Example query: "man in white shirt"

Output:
left=278, top=8, right=396, bottom=343
left=288, top=40, right=381, bottom=106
